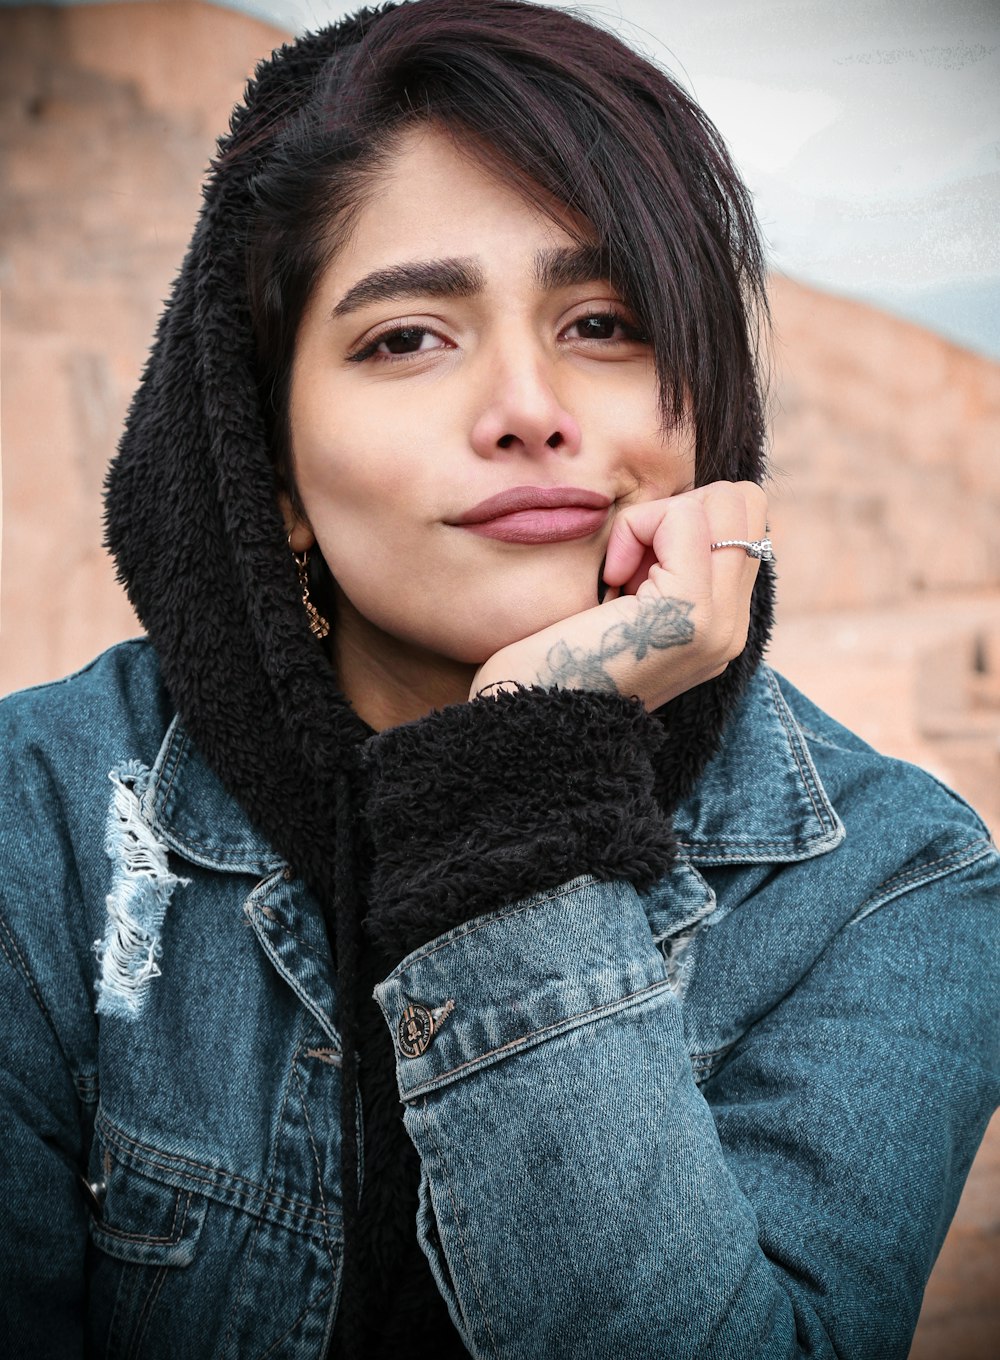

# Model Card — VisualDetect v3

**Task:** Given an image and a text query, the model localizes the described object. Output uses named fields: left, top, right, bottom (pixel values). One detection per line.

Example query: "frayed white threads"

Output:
left=663, top=926, right=699, bottom=1000
left=93, top=761, right=189, bottom=1019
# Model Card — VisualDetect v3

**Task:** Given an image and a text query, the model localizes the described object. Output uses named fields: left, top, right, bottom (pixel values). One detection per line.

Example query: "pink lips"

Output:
left=451, top=485, right=612, bottom=544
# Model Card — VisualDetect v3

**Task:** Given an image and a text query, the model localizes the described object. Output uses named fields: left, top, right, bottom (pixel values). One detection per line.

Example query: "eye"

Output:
left=348, top=325, right=450, bottom=363
left=561, top=310, right=648, bottom=345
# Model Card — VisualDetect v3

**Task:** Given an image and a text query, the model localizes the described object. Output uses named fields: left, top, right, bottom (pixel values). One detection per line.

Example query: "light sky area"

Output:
left=19, top=0, right=1000, bottom=359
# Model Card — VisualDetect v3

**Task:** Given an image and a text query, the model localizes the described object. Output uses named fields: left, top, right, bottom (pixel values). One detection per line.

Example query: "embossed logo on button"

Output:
left=398, top=998, right=455, bottom=1058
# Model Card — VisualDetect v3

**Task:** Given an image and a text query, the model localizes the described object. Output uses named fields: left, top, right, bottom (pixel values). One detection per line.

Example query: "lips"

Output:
left=450, top=485, right=612, bottom=544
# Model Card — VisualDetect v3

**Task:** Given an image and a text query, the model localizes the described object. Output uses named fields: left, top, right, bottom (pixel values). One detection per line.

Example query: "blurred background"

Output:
left=0, top=1, right=997, bottom=1353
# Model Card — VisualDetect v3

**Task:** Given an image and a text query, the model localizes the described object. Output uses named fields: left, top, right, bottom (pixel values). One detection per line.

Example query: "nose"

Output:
left=470, top=349, right=582, bottom=461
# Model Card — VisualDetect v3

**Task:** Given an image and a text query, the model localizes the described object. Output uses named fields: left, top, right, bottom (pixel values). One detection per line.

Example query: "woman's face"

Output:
left=287, top=123, right=695, bottom=678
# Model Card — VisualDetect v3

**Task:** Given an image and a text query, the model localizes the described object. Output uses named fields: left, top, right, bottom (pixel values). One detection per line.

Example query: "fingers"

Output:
left=701, top=482, right=754, bottom=601
left=604, top=480, right=767, bottom=595
left=602, top=495, right=706, bottom=592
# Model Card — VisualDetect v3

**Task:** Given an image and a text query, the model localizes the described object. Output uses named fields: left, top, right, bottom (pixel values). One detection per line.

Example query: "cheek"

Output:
left=292, top=399, right=412, bottom=540
left=580, top=383, right=693, bottom=491
left=638, top=423, right=696, bottom=496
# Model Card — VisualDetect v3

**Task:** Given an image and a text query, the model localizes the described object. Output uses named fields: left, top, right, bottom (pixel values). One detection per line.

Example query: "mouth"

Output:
left=449, top=485, right=613, bottom=545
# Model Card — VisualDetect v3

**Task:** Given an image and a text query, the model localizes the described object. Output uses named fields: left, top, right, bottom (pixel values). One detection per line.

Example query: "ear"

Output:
left=278, top=491, right=315, bottom=554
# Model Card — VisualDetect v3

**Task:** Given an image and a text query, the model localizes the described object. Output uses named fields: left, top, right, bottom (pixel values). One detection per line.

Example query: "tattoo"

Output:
left=539, top=596, right=695, bottom=692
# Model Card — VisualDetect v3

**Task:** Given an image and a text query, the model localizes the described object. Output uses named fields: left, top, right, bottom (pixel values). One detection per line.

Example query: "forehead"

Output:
left=331, top=123, right=587, bottom=286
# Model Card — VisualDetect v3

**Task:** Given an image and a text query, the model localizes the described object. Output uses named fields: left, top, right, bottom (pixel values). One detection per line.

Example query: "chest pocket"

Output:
left=85, top=1143, right=208, bottom=1358
left=89, top=1153, right=207, bottom=1267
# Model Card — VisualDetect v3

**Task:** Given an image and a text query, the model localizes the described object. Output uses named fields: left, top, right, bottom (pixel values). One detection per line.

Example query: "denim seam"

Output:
left=291, top=1055, right=336, bottom=1268
left=250, top=900, right=332, bottom=966
left=422, top=1104, right=500, bottom=1358
left=265, top=1018, right=305, bottom=1193
left=798, top=723, right=994, bottom=841
left=676, top=837, right=824, bottom=853
left=258, top=1282, right=336, bottom=1360
left=77, top=1071, right=100, bottom=1104
left=155, top=724, right=280, bottom=869
left=154, top=728, right=282, bottom=875
left=401, top=978, right=670, bottom=1100
left=0, top=906, right=55, bottom=1029
left=794, top=723, right=852, bottom=751
left=850, top=839, right=994, bottom=924
left=766, top=669, right=833, bottom=833
left=244, top=899, right=341, bottom=1050
left=129, top=1264, right=169, bottom=1360
left=155, top=722, right=185, bottom=826
left=97, top=1115, right=328, bottom=1228
left=222, top=1186, right=267, bottom=1355
left=691, top=1040, right=735, bottom=1065
left=0, top=901, right=82, bottom=1084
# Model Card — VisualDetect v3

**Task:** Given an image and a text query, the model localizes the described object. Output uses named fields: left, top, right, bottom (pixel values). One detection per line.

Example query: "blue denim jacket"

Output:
left=1, top=639, right=997, bottom=1359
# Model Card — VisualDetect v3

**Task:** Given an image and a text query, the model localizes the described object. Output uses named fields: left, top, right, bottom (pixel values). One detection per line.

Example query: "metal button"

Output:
left=79, top=1174, right=107, bottom=1215
left=397, top=998, right=455, bottom=1058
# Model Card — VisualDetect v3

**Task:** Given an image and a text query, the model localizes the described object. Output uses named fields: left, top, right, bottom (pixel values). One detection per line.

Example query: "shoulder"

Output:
left=766, top=667, right=996, bottom=909
left=683, top=663, right=995, bottom=917
left=680, top=668, right=998, bottom=1079
left=772, top=666, right=993, bottom=842
left=0, top=641, right=177, bottom=1051
left=0, top=638, right=173, bottom=775
left=0, top=638, right=175, bottom=920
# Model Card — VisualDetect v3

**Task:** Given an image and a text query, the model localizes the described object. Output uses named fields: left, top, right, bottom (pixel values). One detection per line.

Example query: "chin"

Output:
left=437, top=583, right=598, bottom=665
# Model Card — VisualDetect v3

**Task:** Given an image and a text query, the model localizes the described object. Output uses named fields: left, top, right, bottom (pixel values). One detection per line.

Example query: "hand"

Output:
left=470, top=481, right=768, bottom=712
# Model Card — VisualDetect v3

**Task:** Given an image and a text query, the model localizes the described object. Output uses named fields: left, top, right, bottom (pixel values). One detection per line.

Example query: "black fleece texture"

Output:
left=101, top=7, right=775, bottom=1356
left=361, top=686, right=679, bottom=960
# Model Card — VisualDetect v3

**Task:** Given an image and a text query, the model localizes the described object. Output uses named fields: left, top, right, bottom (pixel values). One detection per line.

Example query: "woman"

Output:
left=1, top=2, right=995, bottom=1357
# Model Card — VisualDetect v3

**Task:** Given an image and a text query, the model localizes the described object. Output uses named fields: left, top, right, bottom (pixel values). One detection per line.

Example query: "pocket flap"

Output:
left=88, top=1153, right=207, bottom=1267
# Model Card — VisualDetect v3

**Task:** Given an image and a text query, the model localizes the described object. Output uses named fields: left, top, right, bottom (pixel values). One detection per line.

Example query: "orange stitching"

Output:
left=96, top=1117, right=327, bottom=1228
left=96, top=1190, right=191, bottom=1246
left=852, top=840, right=991, bottom=921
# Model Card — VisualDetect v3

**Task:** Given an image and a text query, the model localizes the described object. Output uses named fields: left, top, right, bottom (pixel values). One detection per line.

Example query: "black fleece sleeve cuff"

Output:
left=358, top=686, right=678, bottom=963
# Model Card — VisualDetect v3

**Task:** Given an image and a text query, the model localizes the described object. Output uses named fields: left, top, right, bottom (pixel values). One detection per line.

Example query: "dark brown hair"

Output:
left=245, top=0, right=770, bottom=501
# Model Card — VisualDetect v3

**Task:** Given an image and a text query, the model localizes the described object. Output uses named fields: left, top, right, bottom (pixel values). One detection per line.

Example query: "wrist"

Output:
left=469, top=649, right=521, bottom=701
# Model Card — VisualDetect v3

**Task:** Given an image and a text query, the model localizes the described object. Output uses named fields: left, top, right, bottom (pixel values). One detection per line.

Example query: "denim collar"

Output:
left=148, top=715, right=286, bottom=876
left=673, top=665, right=845, bottom=866
left=147, top=664, right=842, bottom=876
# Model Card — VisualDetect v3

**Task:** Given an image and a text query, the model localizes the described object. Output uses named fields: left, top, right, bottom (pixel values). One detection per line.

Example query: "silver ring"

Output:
left=710, top=537, right=774, bottom=561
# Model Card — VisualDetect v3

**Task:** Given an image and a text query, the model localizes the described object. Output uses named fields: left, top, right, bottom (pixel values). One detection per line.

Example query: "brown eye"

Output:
left=382, top=327, right=429, bottom=354
left=349, top=325, right=449, bottom=363
left=563, top=310, right=647, bottom=345
left=576, top=314, right=618, bottom=339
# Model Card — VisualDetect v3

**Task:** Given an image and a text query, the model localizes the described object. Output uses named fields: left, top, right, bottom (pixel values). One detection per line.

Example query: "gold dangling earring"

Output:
left=290, top=541, right=330, bottom=640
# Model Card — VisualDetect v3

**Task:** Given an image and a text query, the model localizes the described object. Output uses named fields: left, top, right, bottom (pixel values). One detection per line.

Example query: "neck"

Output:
left=332, top=592, right=478, bottom=732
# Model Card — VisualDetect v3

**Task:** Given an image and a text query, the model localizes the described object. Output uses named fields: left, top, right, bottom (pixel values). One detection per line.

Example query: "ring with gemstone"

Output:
left=709, top=537, right=773, bottom=561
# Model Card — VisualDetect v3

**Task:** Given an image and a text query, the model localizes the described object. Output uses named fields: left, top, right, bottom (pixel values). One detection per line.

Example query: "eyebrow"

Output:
left=331, top=258, right=484, bottom=318
left=330, top=243, right=611, bottom=320
left=535, top=243, right=610, bottom=292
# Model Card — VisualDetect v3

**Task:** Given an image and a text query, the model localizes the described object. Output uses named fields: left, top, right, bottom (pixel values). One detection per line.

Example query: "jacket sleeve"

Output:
left=0, top=895, right=90, bottom=1359
left=361, top=688, right=1000, bottom=1360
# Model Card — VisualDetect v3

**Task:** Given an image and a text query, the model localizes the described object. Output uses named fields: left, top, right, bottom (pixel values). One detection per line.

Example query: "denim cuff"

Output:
left=373, top=877, right=672, bottom=1100
left=359, top=686, right=678, bottom=962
